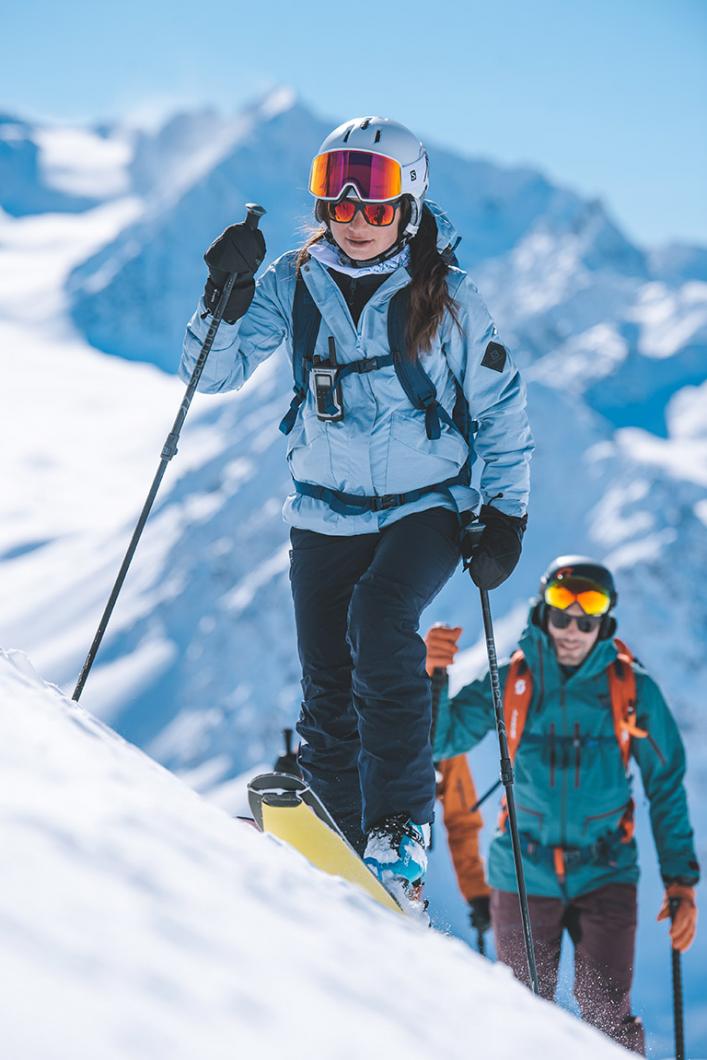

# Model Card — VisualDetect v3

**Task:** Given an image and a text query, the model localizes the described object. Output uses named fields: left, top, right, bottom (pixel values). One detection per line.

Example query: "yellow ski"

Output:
left=247, top=772, right=402, bottom=914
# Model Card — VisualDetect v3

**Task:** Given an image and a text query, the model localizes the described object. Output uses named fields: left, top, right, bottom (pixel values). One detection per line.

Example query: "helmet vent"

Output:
left=360, top=118, right=371, bottom=130
left=374, top=129, right=381, bottom=143
left=342, top=124, right=353, bottom=143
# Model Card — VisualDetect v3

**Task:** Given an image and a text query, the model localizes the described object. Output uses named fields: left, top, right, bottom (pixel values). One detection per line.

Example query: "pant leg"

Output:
left=346, top=507, right=460, bottom=832
left=566, top=883, right=645, bottom=1055
left=290, top=527, right=376, bottom=853
left=491, top=888, right=564, bottom=1000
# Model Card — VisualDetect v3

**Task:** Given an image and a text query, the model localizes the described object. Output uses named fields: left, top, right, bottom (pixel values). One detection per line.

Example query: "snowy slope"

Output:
left=0, top=649, right=631, bottom=1060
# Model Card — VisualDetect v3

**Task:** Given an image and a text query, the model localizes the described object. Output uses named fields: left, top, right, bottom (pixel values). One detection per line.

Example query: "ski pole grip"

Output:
left=468, top=522, right=485, bottom=548
left=245, top=202, right=267, bottom=230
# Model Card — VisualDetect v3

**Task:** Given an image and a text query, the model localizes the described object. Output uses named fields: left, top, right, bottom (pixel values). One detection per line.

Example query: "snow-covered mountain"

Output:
left=1, top=89, right=705, bottom=1057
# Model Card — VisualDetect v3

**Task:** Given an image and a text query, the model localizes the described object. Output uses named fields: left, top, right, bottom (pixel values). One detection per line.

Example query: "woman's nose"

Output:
left=348, top=211, right=368, bottom=231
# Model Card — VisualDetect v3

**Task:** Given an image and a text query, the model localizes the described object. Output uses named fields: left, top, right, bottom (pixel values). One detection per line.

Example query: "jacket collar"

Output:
left=299, top=255, right=412, bottom=346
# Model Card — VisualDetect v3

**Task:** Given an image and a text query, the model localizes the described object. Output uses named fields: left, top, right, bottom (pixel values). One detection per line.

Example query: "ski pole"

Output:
left=470, top=778, right=502, bottom=814
left=669, top=896, right=685, bottom=1060
left=477, top=927, right=486, bottom=957
left=478, top=584, right=539, bottom=993
left=465, top=523, right=539, bottom=995
left=72, top=203, right=266, bottom=702
left=428, top=664, right=447, bottom=853
left=430, top=665, right=447, bottom=746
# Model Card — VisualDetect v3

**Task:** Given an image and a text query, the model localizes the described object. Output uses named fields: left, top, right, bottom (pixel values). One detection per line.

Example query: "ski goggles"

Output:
left=324, top=199, right=399, bottom=226
left=544, top=577, right=612, bottom=616
left=309, top=149, right=403, bottom=202
left=547, top=608, right=602, bottom=634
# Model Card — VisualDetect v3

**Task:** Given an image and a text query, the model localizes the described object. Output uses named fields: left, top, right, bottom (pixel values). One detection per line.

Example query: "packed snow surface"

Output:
left=0, top=650, right=630, bottom=1060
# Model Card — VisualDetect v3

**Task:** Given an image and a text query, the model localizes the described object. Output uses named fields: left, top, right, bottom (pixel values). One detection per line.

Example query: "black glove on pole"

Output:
left=669, top=897, right=686, bottom=1060
left=467, top=504, right=527, bottom=590
left=465, top=519, right=539, bottom=995
left=72, top=203, right=266, bottom=703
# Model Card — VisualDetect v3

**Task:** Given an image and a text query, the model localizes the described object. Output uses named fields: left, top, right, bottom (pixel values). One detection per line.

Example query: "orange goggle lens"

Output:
left=309, top=150, right=402, bottom=201
left=544, top=580, right=611, bottom=616
left=326, top=200, right=398, bottom=226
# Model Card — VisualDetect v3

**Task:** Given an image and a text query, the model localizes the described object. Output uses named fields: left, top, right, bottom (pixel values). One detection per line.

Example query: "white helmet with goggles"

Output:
left=309, top=116, right=429, bottom=238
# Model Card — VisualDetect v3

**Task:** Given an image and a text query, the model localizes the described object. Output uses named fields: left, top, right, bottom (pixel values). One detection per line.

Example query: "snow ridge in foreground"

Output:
left=0, top=649, right=628, bottom=1060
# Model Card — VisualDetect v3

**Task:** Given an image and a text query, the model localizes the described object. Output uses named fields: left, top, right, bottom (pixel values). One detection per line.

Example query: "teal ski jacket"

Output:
left=180, top=204, right=533, bottom=536
left=433, top=614, right=700, bottom=899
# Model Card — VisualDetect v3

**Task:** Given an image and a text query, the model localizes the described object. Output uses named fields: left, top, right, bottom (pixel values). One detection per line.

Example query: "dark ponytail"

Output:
left=406, top=203, right=459, bottom=360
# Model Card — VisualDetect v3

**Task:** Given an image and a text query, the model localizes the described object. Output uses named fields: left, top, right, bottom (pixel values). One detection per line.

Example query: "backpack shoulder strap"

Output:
left=608, top=637, right=647, bottom=769
left=387, top=285, right=462, bottom=443
left=279, top=270, right=322, bottom=435
left=503, top=649, right=533, bottom=762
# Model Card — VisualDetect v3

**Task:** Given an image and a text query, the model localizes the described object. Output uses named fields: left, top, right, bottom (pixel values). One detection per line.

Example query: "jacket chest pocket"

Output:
left=385, top=411, right=468, bottom=492
left=286, top=412, right=335, bottom=484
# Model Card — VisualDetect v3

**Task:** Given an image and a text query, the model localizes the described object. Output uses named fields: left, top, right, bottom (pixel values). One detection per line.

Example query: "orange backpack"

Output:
left=500, top=638, right=649, bottom=877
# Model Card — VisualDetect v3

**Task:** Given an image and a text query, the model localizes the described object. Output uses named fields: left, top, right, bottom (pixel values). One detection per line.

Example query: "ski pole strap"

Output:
left=292, top=471, right=466, bottom=516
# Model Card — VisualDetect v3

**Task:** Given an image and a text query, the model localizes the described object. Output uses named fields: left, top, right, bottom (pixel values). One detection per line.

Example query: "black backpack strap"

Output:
left=279, top=271, right=322, bottom=435
left=387, top=286, right=458, bottom=441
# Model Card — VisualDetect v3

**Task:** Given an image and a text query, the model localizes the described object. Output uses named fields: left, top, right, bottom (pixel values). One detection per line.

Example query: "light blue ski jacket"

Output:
left=180, top=204, right=534, bottom=536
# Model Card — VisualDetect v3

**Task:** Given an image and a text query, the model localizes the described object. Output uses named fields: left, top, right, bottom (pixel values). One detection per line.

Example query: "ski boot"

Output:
left=364, top=814, right=430, bottom=919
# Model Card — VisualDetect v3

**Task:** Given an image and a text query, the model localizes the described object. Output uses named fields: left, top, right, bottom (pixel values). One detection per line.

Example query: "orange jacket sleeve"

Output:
left=437, top=754, right=490, bottom=901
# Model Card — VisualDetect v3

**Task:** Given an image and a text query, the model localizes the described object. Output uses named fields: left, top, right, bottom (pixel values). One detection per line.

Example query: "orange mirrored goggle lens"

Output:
left=326, top=200, right=398, bottom=226
left=544, top=580, right=611, bottom=616
left=309, top=150, right=402, bottom=201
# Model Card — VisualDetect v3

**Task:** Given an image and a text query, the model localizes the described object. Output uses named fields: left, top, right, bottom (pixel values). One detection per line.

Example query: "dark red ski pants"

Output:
left=491, top=884, right=645, bottom=1055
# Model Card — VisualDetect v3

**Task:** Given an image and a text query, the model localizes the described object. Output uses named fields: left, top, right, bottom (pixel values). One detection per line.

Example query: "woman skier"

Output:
left=428, top=557, right=699, bottom=1051
left=181, top=116, right=534, bottom=904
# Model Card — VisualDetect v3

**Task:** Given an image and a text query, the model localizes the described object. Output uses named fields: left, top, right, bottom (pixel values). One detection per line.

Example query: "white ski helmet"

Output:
left=309, top=116, right=429, bottom=238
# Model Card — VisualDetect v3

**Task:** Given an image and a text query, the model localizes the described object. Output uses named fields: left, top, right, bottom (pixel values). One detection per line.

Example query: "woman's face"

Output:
left=328, top=201, right=402, bottom=260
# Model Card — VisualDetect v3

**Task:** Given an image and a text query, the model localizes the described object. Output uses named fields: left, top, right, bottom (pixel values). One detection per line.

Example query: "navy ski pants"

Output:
left=290, top=507, right=460, bottom=854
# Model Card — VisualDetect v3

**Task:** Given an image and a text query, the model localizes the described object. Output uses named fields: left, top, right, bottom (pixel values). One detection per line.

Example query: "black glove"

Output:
left=465, top=505, right=527, bottom=590
left=203, top=222, right=266, bottom=324
left=468, top=895, right=491, bottom=934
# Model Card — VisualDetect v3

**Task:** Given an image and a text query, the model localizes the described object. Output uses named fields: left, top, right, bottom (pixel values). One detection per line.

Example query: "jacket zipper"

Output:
left=574, top=721, right=581, bottom=788
left=549, top=723, right=556, bottom=788
left=560, top=686, right=567, bottom=846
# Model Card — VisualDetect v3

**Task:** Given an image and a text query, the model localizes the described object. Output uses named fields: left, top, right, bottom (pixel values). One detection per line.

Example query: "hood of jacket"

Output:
left=424, top=199, right=461, bottom=258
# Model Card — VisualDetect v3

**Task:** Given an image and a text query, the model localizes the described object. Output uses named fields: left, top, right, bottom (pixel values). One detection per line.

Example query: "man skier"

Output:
left=427, top=556, right=699, bottom=1054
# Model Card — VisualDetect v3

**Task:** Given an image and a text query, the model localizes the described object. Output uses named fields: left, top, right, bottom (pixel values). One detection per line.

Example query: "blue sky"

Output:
left=3, top=0, right=706, bottom=246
